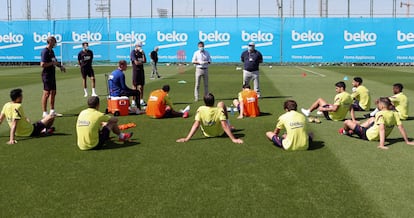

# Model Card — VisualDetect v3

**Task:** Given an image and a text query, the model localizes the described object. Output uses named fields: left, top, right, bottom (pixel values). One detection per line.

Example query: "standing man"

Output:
left=241, top=42, right=263, bottom=98
left=40, top=36, right=66, bottom=117
left=192, top=41, right=211, bottom=102
left=150, top=46, right=161, bottom=79
left=130, top=42, right=147, bottom=106
left=108, top=60, right=141, bottom=110
left=78, top=42, right=97, bottom=97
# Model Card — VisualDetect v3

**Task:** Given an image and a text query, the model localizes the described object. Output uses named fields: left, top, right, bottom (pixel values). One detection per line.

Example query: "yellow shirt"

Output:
left=366, top=110, right=401, bottom=141
left=1, top=102, right=33, bottom=136
left=329, top=92, right=352, bottom=121
left=390, top=92, right=408, bottom=120
left=195, top=106, right=226, bottom=137
left=351, top=85, right=371, bottom=110
left=276, top=110, right=309, bottom=151
left=76, top=108, right=110, bottom=150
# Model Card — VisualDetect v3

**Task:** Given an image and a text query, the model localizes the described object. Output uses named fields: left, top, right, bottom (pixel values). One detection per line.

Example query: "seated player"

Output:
left=301, top=81, right=352, bottom=121
left=266, top=100, right=312, bottom=151
left=0, top=88, right=55, bottom=144
left=349, top=77, right=371, bottom=122
left=233, top=84, right=260, bottom=119
left=146, top=84, right=190, bottom=118
left=366, top=83, right=408, bottom=120
left=340, top=97, right=414, bottom=150
left=108, top=60, right=141, bottom=110
left=76, top=96, right=133, bottom=150
left=176, top=93, right=243, bottom=144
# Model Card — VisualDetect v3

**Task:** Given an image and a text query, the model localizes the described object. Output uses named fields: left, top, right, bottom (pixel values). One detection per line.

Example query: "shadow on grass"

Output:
left=60, top=113, right=79, bottom=117
left=385, top=138, right=413, bottom=147
left=309, top=140, right=325, bottom=150
left=259, top=112, right=272, bottom=116
left=405, top=116, right=414, bottom=121
left=216, top=95, right=292, bottom=101
left=0, top=133, right=72, bottom=142
left=98, top=140, right=140, bottom=150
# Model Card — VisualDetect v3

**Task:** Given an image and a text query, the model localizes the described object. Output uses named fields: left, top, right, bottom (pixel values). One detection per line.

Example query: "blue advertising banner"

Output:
left=1, top=17, right=413, bottom=63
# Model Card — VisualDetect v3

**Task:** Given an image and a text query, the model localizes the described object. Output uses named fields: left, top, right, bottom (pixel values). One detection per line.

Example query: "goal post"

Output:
left=60, top=41, right=134, bottom=66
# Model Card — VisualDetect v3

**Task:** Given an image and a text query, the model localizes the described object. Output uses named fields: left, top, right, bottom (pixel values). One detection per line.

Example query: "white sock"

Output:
left=43, top=111, right=48, bottom=117
left=140, top=99, right=144, bottom=104
left=50, top=109, right=55, bottom=114
left=92, top=88, right=96, bottom=94
left=119, top=133, right=125, bottom=139
left=84, top=88, right=88, bottom=94
left=370, top=108, right=379, bottom=116
left=131, top=100, right=136, bottom=106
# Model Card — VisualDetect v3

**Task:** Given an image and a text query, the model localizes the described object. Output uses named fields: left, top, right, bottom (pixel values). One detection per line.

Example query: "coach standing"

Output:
left=241, top=42, right=263, bottom=98
left=192, top=41, right=211, bottom=102
left=40, top=36, right=66, bottom=118
left=78, top=42, right=97, bottom=97
left=130, top=41, right=147, bottom=106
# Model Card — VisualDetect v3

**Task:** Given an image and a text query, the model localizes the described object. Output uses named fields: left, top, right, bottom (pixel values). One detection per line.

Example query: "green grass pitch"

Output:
left=0, top=64, right=414, bottom=217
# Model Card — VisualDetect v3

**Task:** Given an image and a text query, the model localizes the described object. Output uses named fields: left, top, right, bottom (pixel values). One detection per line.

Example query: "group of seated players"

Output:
left=1, top=67, right=413, bottom=151
left=300, top=78, right=414, bottom=149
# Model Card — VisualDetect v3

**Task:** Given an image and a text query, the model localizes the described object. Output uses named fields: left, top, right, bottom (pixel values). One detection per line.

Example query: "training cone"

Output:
left=343, top=76, right=348, bottom=80
left=302, top=72, right=307, bottom=77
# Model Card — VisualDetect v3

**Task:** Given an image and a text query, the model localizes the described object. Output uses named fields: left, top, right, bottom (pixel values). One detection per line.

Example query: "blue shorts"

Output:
left=271, top=135, right=284, bottom=149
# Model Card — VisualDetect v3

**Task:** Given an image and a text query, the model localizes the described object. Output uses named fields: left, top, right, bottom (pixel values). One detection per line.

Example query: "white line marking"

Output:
left=205, top=42, right=230, bottom=48
left=34, top=43, right=62, bottom=50
left=344, top=42, right=376, bottom=49
left=0, top=43, right=23, bottom=49
left=295, top=66, right=326, bottom=77
left=291, top=42, right=323, bottom=49
left=157, top=42, right=188, bottom=49
left=73, top=42, right=102, bottom=49
left=397, top=44, right=414, bottom=50
left=241, top=42, right=273, bottom=49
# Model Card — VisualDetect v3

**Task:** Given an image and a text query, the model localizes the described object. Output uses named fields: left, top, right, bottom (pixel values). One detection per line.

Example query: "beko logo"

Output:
left=199, top=31, right=230, bottom=48
left=291, top=30, right=324, bottom=49
left=397, top=30, right=414, bottom=50
left=72, top=31, right=102, bottom=42
left=157, top=31, right=188, bottom=42
left=343, top=30, right=377, bottom=49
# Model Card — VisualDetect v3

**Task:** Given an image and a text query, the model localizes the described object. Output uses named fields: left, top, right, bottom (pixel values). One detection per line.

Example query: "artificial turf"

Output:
left=0, top=64, right=413, bottom=217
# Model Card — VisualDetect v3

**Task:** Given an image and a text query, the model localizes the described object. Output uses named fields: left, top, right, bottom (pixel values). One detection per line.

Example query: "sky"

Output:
left=0, top=0, right=411, bottom=20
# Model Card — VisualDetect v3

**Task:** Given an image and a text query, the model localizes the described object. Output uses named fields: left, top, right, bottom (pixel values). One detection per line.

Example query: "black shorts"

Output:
left=352, top=101, right=365, bottom=111
left=94, top=126, right=110, bottom=149
left=322, top=105, right=332, bottom=120
left=30, top=121, right=46, bottom=137
left=132, top=68, right=145, bottom=86
left=81, top=67, right=95, bottom=79
left=353, top=124, right=368, bottom=140
left=42, top=74, right=56, bottom=91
